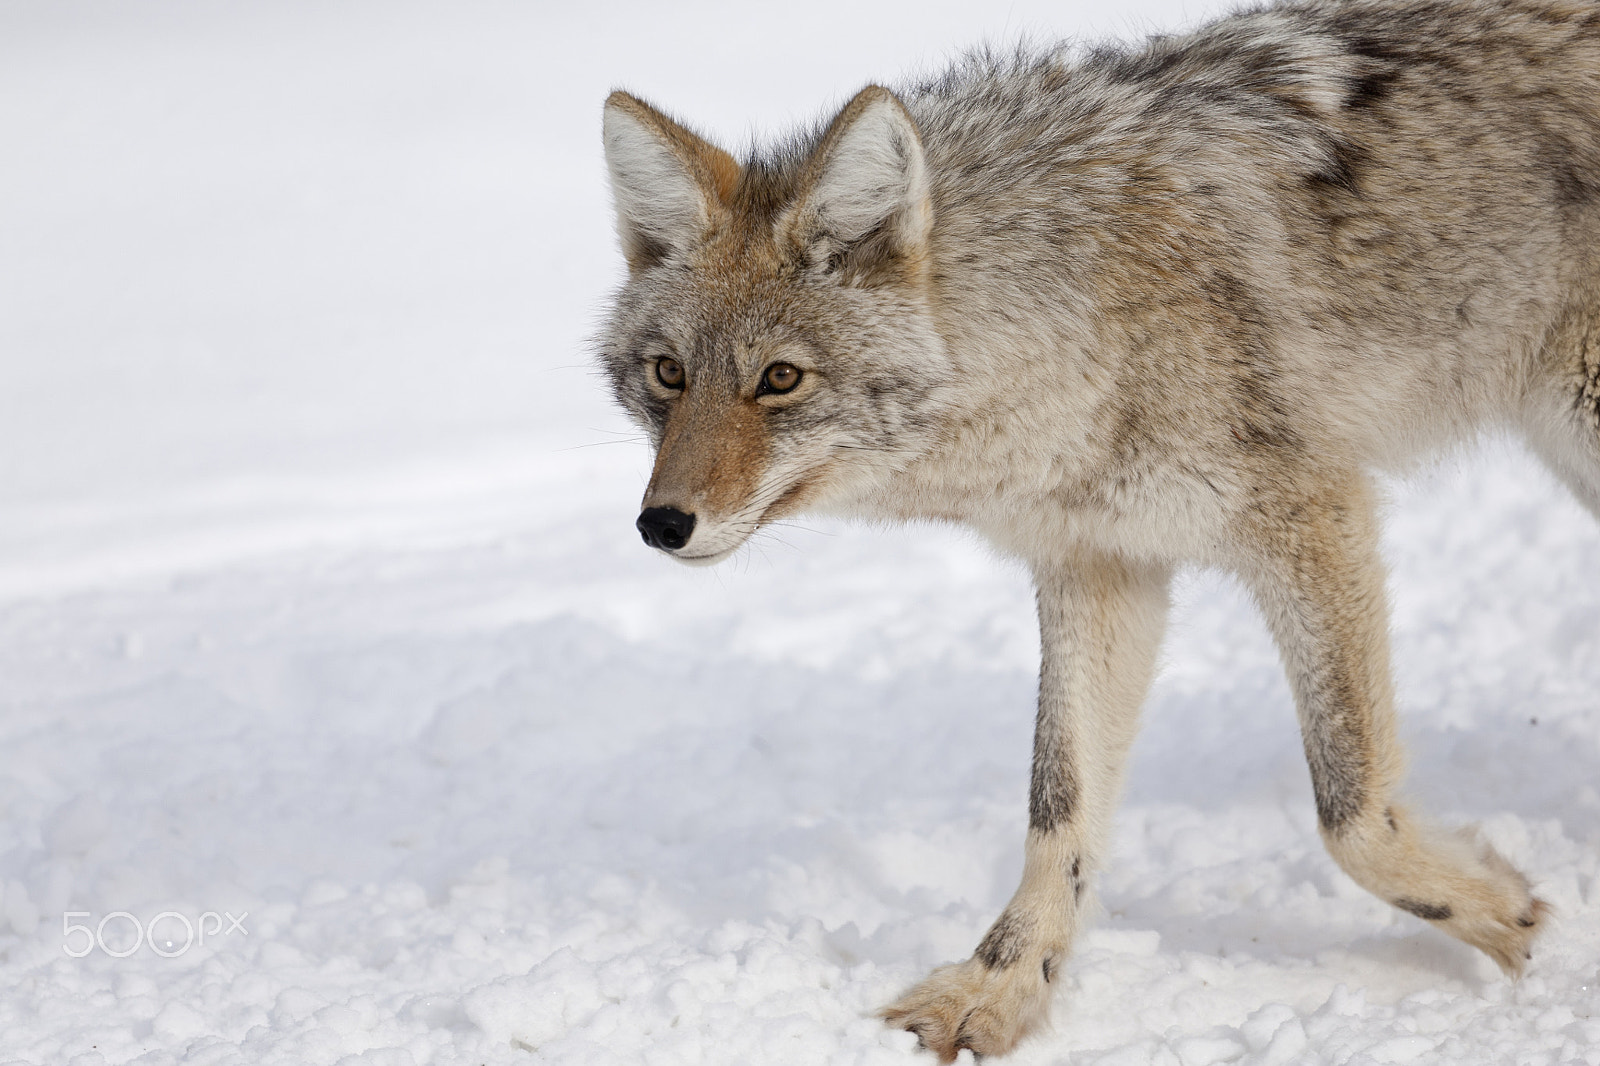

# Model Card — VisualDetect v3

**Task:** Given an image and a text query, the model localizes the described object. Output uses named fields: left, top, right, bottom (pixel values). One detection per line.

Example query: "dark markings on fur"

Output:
left=729, top=152, right=811, bottom=227
left=1030, top=596, right=1080, bottom=834
left=627, top=231, right=673, bottom=273
left=1310, top=763, right=1365, bottom=831
left=1097, top=41, right=1187, bottom=86
left=975, top=908, right=1029, bottom=970
left=1101, top=400, right=1149, bottom=472
left=1385, top=807, right=1398, bottom=832
left=1042, top=956, right=1055, bottom=984
left=1028, top=729, right=1079, bottom=833
left=1394, top=897, right=1453, bottom=922
left=1518, top=914, right=1537, bottom=928
left=1345, top=67, right=1399, bottom=111
left=1338, top=31, right=1411, bottom=67
left=1299, top=654, right=1370, bottom=832
left=1306, top=138, right=1367, bottom=198
left=837, top=221, right=916, bottom=289
left=953, top=1011, right=981, bottom=1056
left=1538, top=137, right=1600, bottom=208
left=1327, top=4, right=1472, bottom=79
left=1206, top=270, right=1300, bottom=453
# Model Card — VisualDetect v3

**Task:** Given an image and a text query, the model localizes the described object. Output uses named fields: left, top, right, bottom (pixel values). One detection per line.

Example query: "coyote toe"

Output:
left=1457, top=896, right=1551, bottom=976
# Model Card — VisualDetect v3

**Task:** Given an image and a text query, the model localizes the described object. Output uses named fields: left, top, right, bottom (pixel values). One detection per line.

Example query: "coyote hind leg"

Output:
left=1239, top=472, right=1548, bottom=974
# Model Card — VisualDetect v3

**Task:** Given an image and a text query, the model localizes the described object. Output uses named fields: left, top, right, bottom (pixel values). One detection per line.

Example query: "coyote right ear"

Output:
left=602, top=92, right=740, bottom=272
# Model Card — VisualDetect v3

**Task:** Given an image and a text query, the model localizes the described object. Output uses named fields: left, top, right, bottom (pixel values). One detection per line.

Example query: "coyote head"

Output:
left=597, top=86, right=951, bottom=564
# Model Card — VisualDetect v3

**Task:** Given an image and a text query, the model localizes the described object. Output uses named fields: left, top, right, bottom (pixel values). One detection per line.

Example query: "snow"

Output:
left=0, top=2, right=1596, bottom=1064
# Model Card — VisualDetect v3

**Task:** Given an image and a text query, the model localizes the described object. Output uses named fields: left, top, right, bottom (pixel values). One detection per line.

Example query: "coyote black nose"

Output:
left=636, top=507, right=696, bottom=551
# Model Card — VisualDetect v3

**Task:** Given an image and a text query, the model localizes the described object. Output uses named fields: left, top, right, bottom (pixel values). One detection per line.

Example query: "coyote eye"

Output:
left=759, top=362, right=802, bottom=395
left=655, top=356, right=685, bottom=389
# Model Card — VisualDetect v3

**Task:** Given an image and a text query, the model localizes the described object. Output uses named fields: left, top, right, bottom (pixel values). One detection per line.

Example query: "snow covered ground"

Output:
left=1, top=3, right=1596, bottom=1064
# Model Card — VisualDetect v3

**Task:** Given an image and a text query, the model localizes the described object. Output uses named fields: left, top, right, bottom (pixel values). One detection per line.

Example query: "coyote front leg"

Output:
left=1241, top=474, right=1548, bottom=974
left=884, top=552, right=1171, bottom=1061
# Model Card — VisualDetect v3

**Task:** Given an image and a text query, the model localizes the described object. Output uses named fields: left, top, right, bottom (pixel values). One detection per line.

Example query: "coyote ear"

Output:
left=603, top=91, right=740, bottom=272
left=787, top=86, right=931, bottom=285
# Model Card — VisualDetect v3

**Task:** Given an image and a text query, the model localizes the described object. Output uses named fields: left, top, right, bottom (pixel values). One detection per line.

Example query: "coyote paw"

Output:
left=1426, top=840, right=1550, bottom=976
left=881, top=956, right=1053, bottom=1062
left=1387, top=828, right=1551, bottom=976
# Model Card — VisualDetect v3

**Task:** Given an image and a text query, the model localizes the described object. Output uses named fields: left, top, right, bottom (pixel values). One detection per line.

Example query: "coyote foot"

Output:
left=1352, top=816, right=1552, bottom=976
left=1418, top=837, right=1550, bottom=976
left=881, top=955, right=1053, bottom=1062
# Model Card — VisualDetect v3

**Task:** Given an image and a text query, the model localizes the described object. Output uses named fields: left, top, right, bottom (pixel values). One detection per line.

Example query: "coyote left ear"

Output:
left=603, top=91, right=741, bottom=273
left=786, top=86, right=932, bottom=285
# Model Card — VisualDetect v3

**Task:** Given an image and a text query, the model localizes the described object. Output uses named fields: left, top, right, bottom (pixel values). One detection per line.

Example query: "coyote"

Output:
left=597, top=0, right=1597, bottom=1058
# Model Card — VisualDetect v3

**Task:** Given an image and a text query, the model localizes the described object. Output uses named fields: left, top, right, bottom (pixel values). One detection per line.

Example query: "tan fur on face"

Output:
left=644, top=388, right=770, bottom=521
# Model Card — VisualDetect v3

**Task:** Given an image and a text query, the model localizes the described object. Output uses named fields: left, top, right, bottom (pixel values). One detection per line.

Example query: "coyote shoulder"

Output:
left=598, top=0, right=1598, bottom=1058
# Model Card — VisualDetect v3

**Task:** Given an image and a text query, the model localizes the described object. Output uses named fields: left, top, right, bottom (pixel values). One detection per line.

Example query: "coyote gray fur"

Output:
left=598, top=0, right=1597, bottom=1058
